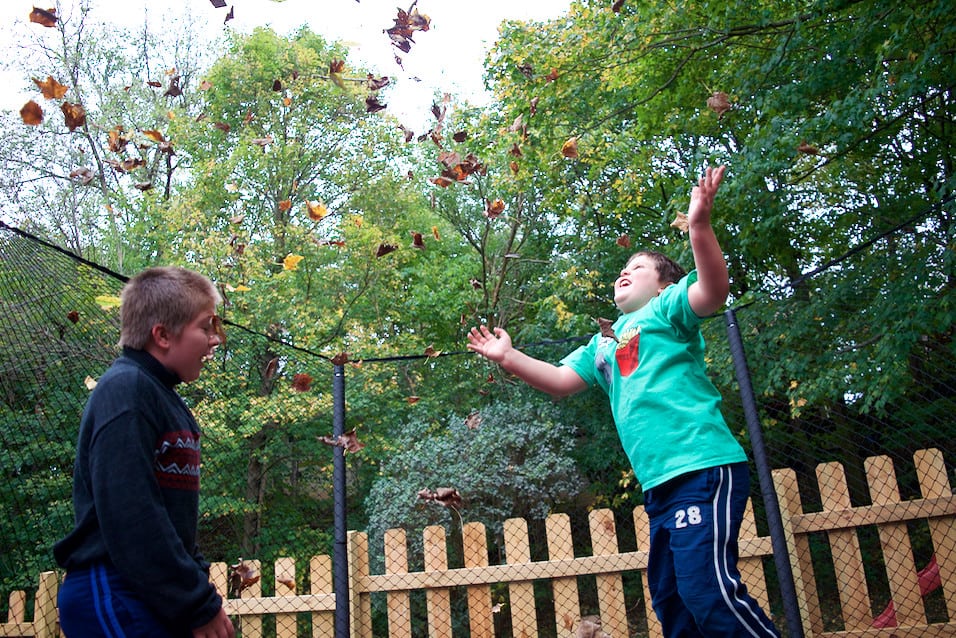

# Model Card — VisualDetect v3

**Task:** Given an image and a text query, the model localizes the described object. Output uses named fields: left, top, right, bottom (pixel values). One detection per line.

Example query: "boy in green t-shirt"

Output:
left=467, top=166, right=778, bottom=637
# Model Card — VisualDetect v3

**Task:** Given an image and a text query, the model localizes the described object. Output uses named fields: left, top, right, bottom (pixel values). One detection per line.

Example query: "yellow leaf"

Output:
left=95, top=294, right=121, bottom=310
left=235, top=284, right=251, bottom=292
left=283, top=254, right=304, bottom=271
left=306, top=201, right=327, bottom=221
left=84, top=376, right=97, bottom=390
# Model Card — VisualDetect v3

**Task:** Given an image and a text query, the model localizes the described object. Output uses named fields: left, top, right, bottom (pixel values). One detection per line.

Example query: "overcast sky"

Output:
left=0, top=0, right=569, bottom=129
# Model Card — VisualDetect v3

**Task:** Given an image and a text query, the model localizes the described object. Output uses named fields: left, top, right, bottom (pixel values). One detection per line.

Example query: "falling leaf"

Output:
left=518, top=63, right=534, bottom=78
left=228, top=560, right=260, bottom=598
left=328, top=60, right=347, bottom=90
left=529, top=97, right=539, bottom=116
left=508, top=114, right=524, bottom=133
left=670, top=211, right=689, bottom=232
left=224, top=6, right=234, bottom=23
left=410, top=231, right=425, bottom=249
left=20, top=101, right=43, bottom=125
left=214, top=122, right=231, bottom=133
left=545, top=68, right=560, bottom=82
left=61, top=102, right=87, bottom=131
left=509, top=143, right=522, bottom=158
left=424, top=345, right=441, bottom=358
left=376, top=243, right=398, bottom=258
left=108, top=127, right=129, bottom=152
left=418, top=487, right=463, bottom=509
left=66, top=310, right=79, bottom=324
left=616, top=234, right=631, bottom=248
left=277, top=577, right=295, bottom=591
left=33, top=76, right=68, bottom=99
left=199, top=79, right=213, bottom=91
left=464, top=411, right=481, bottom=430
left=142, top=129, right=166, bottom=144
left=612, top=0, right=626, bottom=11
left=29, top=7, right=57, bottom=27
left=429, top=176, right=454, bottom=188
left=509, top=160, right=519, bottom=175
left=251, top=135, right=273, bottom=147
left=84, top=376, right=97, bottom=390
left=431, top=226, right=440, bottom=241
left=134, top=182, right=153, bottom=192
left=278, top=199, right=292, bottom=212
left=224, top=183, right=239, bottom=193
left=291, top=373, right=313, bottom=392
left=406, top=396, right=420, bottom=404
left=595, top=317, right=619, bottom=341
left=797, top=141, right=819, bottom=155
left=452, top=130, right=468, bottom=143
left=164, top=76, right=182, bottom=98
left=331, top=352, right=350, bottom=366
left=209, top=0, right=226, bottom=6
left=306, top=201, right=327, bottom=220
left=386, top=3, right=431, bottom=54
left=366, top=74, right=390, bottom=91
left=486, top=199, right=505, bottom=219
left=706, top=91, right=731, bottom=118
left=283, top=254, right=304, bottom=270
left=470, top=278, right=483, bottom=290
left=318, top=430, right=365, bottom=454
left=365, top=95, right=387, bottom=113
left=561, top=137, right=579, bottom=159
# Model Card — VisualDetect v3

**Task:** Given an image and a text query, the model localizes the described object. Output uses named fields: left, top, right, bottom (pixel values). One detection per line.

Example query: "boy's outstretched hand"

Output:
left=687, top=164, right=726, bottom=227
left=467, top=325, right=512, bottom=363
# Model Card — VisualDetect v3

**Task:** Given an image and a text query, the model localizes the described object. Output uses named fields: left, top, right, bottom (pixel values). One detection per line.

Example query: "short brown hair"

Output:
left=119, top=267, right=221, bottom=349
left=626, top=250, right=686, bottom=284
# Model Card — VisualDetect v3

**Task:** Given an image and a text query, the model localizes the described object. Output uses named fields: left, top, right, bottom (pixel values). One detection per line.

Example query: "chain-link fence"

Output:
left=1, top=204, right=954, bottom=637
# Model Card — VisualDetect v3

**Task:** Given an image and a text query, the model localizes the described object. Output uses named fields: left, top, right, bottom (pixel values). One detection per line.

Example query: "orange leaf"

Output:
left=485, top=199, right=505, bottom=219
left=142, top=129, right=166, bottom=143
left=29, top=7, right=57, bottom=27
left=706, top=91, right=731, bottom=118
left=797, top=141, right=819, bottom=155
left=61, top=102, right=87, bottom=131
left=20, top=101, right=43, bottom=126
left=306, top=200, right=327, bottom=221
left=291, top=373, right=313, bottom=392
left=616, top=234, right=631, bottom=248
left=561, top=137, right=579, bottom=159
left=33, top=76, right=68, bottom=99
left=278, top=199, right=292, bottom=212
left=670, top=211, right=689, bottom=233
left=431, top=226, right=440, bottom=241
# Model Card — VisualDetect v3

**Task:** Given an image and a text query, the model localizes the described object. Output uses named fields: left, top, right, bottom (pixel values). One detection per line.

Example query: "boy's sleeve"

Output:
left=560, top=334, right=603, bottom=388
left=659, top=271, right=703, bottom=336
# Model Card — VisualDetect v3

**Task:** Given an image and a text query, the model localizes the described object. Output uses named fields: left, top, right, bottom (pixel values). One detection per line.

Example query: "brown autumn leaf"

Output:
left=331, top=352, right=350, bottom=366
left=29, top=7, right=58, bottom=27
left=20, top=101, right=43, bottom=126
left=797, top=141, right=819, bottom=155
left=486, top=199, right=505, bottom=219
left=452, top=130, right=468, bottom=143
left=616, top=234, right=631, bottom=248
left=410, top=231, right=425, bottom=249
left=164, top=76, right=182, bottom=98
left=612, top=0, right=626, bottom=11
left=406, top=395, right=420, bottom=404
left=429, top=176, right=454, bottom=188
left=134, top=182, right=153, bottom=192
left=510, top=160, right=519, bottom=175
left=61, top=102, right=87, bottom=131
left=509, top=143, right=522, bottom=158
left=706, top=91, right=731, bottom=118
left=561, top=137, right=579, bottom=159
left=228, top=560, right=260, bottom=598
left=108, top=127, right=129, bottom=152
left=146, top=81, right=163, bottom=89
left=318, top=430, right=365, bottom=454
left=306, top=201, right=327, bottom=221
left=209, top=0, right=226, bottom=7
left=66, top=310, right=80, bottom=324
left=278, top=199, right=292, bottom=212
left=213, top=121, right=231, bottom=133
left=291, top=373, right=313, bottom=393
left=464, top=411, right=481, bottom=430
left=418, top=487, right=463, bottom=509
left=670, top=211, right=689, bottom=233
left=69, top=167, right=95, bottom=185
left=386, top=3, right=431, bottom=53
left=224, top=6, right=234, bottom=23
left=365, top=95, right=387, bottom=113
left=595, top=317, right=619, bottom=342
left=376, top=243, right=398, bottom=258
left=545, top=68, right=560, bottom=82
left=366, top=74, right=390, bottom=91
left=142, top=129, right=166, bottom=144
left=424, top=345, right=441, bottom=358
left=33, top=76, right=68, bottom=100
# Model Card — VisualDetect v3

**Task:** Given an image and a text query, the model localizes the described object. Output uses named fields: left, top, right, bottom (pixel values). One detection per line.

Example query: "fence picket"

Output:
left=546, top=513, right=581, bottom=636
left=633, top=505, right=663, bottom=638
left=424, top=525, right=452, bottom=638
left=866, top=454, right=923, bottom=626
left=504, top=517, right=537, bottom=638
left=462, top=522, right=494, bottom=638
left=772, top=467, right=821, bottom=635
left=275, top=557, right=297, bottom=638
left=916, top=448, right=956, bottom=618
left=740, top=499, right=772, bottom=614
left=310, top=555, right=333, bottom=638
left=589, top=509, right=628, bottom=638
left=817, top=461, right=871, bottom=630
left=384, top=528, right=412, bottom=638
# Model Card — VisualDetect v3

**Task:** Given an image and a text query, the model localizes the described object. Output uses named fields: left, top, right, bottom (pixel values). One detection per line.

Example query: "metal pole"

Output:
left=332, top=363, right=349, bottom=638
left=725, top=308, right=805, bottom=638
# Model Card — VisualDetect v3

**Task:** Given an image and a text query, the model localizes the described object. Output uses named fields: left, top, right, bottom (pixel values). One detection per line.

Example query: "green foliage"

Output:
left=364, top=400, right=583, bottom=563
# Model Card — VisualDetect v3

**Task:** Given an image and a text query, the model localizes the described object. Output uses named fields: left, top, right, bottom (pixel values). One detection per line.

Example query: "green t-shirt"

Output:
left=561, top=271, right=745, bottom=490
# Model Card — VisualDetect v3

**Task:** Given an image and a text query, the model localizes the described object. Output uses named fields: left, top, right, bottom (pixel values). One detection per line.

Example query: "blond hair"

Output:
left=119, top=267, right=222, bottom=349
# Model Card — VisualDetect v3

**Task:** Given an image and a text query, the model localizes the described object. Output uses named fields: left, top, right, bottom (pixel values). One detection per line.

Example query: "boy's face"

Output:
left=614, top=254, right=669, bottom=314
left=163, top=304, right=222, bottom=383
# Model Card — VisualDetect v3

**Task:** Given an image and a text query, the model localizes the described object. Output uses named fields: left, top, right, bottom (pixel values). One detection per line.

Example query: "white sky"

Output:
left=0, top=0, right=569, bottom=130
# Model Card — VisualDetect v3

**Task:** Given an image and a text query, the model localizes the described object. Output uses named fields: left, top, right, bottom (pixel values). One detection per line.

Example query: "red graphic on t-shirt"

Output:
left=615, top=328, right=641, bottom=377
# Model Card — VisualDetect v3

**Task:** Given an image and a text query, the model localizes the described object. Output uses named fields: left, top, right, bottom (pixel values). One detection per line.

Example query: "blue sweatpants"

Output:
left=644, top=463, right=780, bottom=637
left=58, top=564, right=182, bottom=638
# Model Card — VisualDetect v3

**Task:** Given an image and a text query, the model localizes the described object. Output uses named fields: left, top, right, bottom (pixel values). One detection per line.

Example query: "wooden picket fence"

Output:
left=3, top=447, right=954, bottom=638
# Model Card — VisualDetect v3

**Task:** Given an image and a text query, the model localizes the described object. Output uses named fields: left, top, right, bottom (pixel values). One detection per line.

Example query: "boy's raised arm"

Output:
left=467, top=325, right=587, bottom=397
left=686, top=165, right=730, bottom=317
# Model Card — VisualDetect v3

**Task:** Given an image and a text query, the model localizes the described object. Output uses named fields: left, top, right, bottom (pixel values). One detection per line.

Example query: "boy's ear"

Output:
left=150, top=323, right=171, bottom=350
